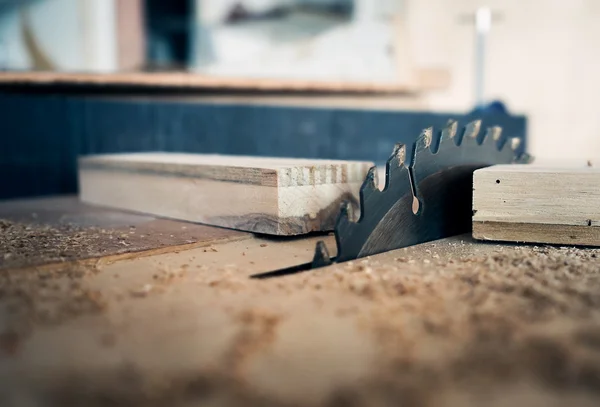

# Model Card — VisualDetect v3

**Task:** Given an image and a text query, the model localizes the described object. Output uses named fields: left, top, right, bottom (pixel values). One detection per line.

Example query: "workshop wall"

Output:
left=407, top=0, right=600, bottom=160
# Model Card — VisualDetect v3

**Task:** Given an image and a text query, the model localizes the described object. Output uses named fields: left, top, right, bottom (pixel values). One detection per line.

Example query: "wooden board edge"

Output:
left=0, top=71, right=421, bottom=95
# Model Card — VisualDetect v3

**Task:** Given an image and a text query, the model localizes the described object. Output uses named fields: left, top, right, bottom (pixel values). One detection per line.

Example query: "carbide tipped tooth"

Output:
left=420, top=127, right=434, bottom=149
left=311, top=241, right=333, bottom=268
left=365, top=166, right=379, bottom=190
left=411, top=127, right=434, bottom=165
left=510, top=137, right=521, bottom=151
left=465, top=120, right=482, bottom=142
left=432, top=121, right=456, bottom=154
left=359, top=166, right=380, bottom=208
left=384, top=143, right=406, bottom=190
left=442, top=120, right=458, bottom=140
left=490, top=126, right=502, bottom=141
left=386, top=143, right=406, bottom=168
left=496, top=128, right=509, bottom=151
left=336, top=200, right=353, bottom=228
left=482, top=126, right=503, bottom=148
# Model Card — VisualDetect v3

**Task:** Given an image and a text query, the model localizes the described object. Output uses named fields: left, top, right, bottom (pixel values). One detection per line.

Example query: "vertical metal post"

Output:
left=459, top=7, right=499, bottom=108
left=474, top=7, right=491, bottom=108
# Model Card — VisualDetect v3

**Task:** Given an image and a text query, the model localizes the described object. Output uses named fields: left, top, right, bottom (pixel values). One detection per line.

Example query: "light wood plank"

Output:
left=472, top=163, right=600, bottom=246
left=0, top=70, right=450, bottom=94
left=79, top=153, right=373, bottom=236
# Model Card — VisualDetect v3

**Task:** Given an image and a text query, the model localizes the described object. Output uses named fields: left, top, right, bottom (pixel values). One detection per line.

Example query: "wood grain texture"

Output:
left=473, top=164, right=600, bottom=246
left=79, top=153, right=373, bottom=235
left=0, top=70, right=449, bottom=94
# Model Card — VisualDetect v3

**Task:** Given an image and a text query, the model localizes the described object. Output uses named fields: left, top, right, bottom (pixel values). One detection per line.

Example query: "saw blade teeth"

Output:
left=454, top=120, right=481, bottom=146
left=496, top=128, right=509, bottom=151
left=359, top=166, right=381, bottom=210
left=311, top=241, right=332, bottom=268
left=442, top=120, right=459, bottom=140
left=510, top=137, right=521, bottom=151
left=365, top=166, right=379, bottom=189
left=481, top=126, right=502, bottom=149
left=421, top=127, right=434, bottom=149
left=432, top=120, right=457, bottom=154
left=465, top=120, right=482, bottom=142
left=490, top=126, right=503, bottom=142
left=387, top=143, right=407, bottom=167
left=336, top=200, right=353, bottom=226
left=411, top=127, right=434, bottom=166
left=384, top=143, right=407, bottom=190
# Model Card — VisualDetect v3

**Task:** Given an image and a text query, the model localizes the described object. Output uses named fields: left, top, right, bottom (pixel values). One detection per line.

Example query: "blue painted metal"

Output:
left=0, top=91, right=527, bottom=200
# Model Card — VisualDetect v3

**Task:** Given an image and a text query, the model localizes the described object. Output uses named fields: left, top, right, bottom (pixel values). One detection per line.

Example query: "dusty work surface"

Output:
left=1, top=233, right=600, bottom=406
left=0, top=197, right=250, bottom=270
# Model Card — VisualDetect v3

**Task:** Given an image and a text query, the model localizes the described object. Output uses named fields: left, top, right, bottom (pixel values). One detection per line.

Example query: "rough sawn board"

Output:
left=79, top=153, right=373, bottom=235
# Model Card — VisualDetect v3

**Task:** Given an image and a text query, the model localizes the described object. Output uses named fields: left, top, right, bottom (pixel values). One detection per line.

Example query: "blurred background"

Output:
left=0, top=0, right=598, bottom=164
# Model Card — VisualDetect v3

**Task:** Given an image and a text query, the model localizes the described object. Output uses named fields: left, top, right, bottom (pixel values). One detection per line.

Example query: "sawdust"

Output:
left=184, top=244, right=600, bottom=406
left=224, top=308, right=282, bottom=378
left=0, top=264, right=108, bottom=356
left=0, top=219, right=131, bottom=270
left=1, top=239, right=600, bottom=406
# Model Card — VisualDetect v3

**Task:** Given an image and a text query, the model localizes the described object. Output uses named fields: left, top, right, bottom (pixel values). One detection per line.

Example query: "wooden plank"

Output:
left=79, top=153, right=373, bottom=236
left=473, top=163, right=600, bottom=246
left=0, top=70, right=449, bottom=94
left=0, top=196, right=251, bottom=271
left=137, top=94, right=428, bottom=111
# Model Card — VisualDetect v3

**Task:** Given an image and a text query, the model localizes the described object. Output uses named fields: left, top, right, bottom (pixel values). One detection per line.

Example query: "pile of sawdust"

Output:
left=0, top=219, right=130, bottom=270
left=186, top=244, right=600, bottom=407
left=315, top=246, right=600, bottom=406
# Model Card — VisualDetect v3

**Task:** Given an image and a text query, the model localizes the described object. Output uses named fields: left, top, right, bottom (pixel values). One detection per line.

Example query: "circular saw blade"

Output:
left=332, top=119, right=531, bottom=262
left=252, top=119, right=531, bottom=279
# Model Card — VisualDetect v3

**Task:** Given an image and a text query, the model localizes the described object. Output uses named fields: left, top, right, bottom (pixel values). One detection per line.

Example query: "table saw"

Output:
left=1, top=77, right=599, bottom=407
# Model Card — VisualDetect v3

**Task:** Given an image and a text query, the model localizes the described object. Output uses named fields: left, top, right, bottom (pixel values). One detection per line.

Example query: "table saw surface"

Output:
left=1, top=197, right=600, bottom=407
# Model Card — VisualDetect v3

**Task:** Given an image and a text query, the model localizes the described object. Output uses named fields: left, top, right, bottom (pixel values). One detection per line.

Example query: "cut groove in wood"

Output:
left=473, top=164, right=600, bottom=246
left=79, top=153, right=373, bottom=236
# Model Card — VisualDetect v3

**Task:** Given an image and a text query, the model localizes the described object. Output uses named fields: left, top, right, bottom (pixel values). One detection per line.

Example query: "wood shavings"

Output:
left=0, top=219, right=127, bottom=270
